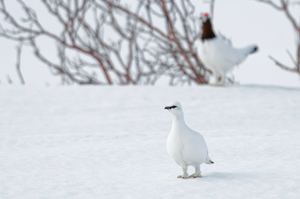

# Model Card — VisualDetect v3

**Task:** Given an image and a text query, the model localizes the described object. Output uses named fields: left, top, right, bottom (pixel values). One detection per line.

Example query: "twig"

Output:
left=15, top=42, right=25, bottom=85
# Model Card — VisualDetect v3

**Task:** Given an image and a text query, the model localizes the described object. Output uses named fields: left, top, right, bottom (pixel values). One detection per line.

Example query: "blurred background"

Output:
left=0, top=0, right=299, bottom=87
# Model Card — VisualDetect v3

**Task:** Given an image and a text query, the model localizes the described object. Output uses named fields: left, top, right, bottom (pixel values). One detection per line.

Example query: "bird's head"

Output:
left=164, top=102, right=184, bottom=118
left=200, top=12, right=210, bottom=22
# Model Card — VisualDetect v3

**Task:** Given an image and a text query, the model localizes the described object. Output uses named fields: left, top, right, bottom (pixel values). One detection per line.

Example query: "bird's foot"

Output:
left=189, top=173, right=202, bottom=178
left=177, top=175, right=189, bottom=179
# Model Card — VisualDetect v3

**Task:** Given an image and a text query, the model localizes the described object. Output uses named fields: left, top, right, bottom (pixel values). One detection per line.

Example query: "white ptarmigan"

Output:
left=165, top=102, right=213, bottom=179
left=198, top=12, right=258, bottom=85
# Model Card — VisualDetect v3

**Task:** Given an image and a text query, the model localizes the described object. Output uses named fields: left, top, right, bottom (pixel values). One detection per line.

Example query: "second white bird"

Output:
left=198, top=13, right=258, bottom=85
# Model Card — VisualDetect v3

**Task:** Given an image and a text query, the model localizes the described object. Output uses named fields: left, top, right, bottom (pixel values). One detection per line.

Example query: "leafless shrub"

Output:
left=256, top=0, right=300, bottom=75
left=0, top=0, right=210, bottom=85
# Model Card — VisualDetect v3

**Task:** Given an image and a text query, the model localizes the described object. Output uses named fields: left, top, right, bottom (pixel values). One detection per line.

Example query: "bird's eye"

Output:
left=170, top=105, right=177, bottom=109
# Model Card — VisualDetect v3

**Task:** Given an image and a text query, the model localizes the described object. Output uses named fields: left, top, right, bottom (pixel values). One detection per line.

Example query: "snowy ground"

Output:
left=0, top=86, right=300, bottom=199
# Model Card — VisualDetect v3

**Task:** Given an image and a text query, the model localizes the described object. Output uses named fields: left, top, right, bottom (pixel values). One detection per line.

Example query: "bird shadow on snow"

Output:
left=198, top=171, right=259, bottom=182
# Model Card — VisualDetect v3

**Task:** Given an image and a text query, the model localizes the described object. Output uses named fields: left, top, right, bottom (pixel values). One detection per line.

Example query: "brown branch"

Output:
left=159, top=0, right=206, bottom=83
left=0, top=0, right=209, bottom=85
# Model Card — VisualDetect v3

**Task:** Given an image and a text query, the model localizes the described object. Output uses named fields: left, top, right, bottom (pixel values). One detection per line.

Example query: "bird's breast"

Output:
left=166, top=131, right=184, bottom=165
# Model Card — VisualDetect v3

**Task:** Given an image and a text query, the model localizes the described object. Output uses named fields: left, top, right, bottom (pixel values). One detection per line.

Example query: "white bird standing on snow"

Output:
left=198, top=13, right=258, bottom=85
left=165, top=102, right=214, bottom=179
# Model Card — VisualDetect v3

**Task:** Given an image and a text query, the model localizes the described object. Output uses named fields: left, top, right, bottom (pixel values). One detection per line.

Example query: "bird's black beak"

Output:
left=164, top=105, right=177, bottom=110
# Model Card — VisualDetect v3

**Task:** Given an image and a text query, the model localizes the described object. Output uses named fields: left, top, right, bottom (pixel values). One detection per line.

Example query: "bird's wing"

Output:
left=181, top=129, right=209, bottom=163
left=214, top=35, right=253, bottom=67
left=199, top=32, right=257, bottom=74
left=217, top=33, right=257, bottom=65
left=217, top=32, right=232, bottom=46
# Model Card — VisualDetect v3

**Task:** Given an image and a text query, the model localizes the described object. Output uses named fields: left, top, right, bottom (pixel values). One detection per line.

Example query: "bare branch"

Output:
left=256, top=0, right=300, bottom=76
left=15, top=42, right=25, bottom=84
left=0, top=0, right=210, bottom=85
left=269, top=55, right=297, bottom=72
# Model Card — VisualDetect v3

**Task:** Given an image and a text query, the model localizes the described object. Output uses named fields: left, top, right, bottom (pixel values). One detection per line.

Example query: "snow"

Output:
left=1, top=86, right=300, bottom=198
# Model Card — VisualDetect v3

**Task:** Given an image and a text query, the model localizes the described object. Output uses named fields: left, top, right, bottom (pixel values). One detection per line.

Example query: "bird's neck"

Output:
left=171, top=115, right=187, bottom=131
left=201, top=19, right=216, bottom=41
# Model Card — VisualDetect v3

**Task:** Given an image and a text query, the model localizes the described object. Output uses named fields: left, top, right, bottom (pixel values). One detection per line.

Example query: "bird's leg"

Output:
left=217, top=75, right=226, bottom=86
left=227, top=73, right=235, bottom=85
left=177, top=166, right=189, bottom=179
left=189, top=165, right=202, bottom=178
left=211, top=73, right=225, bottom=86
left=228, top=77, right=234, bottom=84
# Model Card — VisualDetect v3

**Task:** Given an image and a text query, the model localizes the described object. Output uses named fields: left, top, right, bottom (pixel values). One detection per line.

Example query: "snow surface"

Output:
left=1, top=86, right=300, bottom=198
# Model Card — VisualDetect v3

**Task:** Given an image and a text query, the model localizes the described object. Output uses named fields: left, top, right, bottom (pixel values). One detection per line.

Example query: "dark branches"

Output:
left=0, top=0, right=209, bottom=85
left=256, top=0, right=300, bottom=75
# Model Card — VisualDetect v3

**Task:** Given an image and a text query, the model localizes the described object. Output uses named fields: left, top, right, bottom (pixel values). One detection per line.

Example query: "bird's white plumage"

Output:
left=167, top=119, right=209, bottom=166
left=165, top=102, right=212, bottom=178
left=198, top=35, right=257, bottom=84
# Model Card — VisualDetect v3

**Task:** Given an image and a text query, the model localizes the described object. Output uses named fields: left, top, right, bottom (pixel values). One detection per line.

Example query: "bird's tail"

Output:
left=206, top=159, right=214, bottom=164
left=206, top=157, right=214, bottom=164
left=242, top=44, right=258, bottom=55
